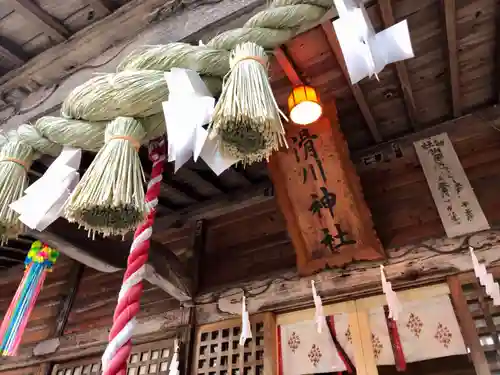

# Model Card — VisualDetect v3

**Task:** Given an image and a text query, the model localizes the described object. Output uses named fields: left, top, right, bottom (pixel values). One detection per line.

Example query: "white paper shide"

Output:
left=470, top=247, right=500, bottom=306
left=332, top=0, right=414, bottom=84
left=380, top=265, right=402, bottom=321
left=162, top=68, right=239, bottom=175
left=10, top=147, right=81, bottom=231
left=239, top=296, right=252, bottom=346
left=311, top=280, right=325, bottom=333
left=168, top=339, right=180, bottom=375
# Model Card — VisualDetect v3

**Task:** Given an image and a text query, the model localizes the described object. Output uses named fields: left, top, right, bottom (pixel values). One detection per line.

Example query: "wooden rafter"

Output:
left=85, top=0, right=112, bottom=18
left=154, top=181, right=274, bottom=229
left=378, top=0, right=419, bottom=130
left=320, top=22, right=383, bottom=143
left=9, top=0, right=70, bottom=43
left=274, top=47, right=303, bottom=86
left=443, top=0, right=461, bottom=117
left=52, top=262, right=84, bottom=337
left=36, top=220, right=193, bottom=302
left=0, top=37, right=28, bottom=68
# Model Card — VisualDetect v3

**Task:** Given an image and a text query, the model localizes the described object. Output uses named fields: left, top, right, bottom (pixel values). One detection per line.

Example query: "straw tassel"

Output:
left=209, top=42, right=287, bottom=165
left=239, top=296, right=252, bottom=346
left=64, top=117, right=147, bottom=237
left=0, top=241, right=59, bottom=356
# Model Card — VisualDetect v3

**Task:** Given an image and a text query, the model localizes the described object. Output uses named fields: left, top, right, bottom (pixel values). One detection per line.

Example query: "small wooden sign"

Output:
left=414, top=133, right=490, bottom=238
left=268, top=106, right=384, bottom=275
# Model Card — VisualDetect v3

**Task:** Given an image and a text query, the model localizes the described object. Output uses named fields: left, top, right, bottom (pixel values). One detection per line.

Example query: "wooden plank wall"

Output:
left=155, top=113, right=500, bottom=291
left=64, top=267, right=179, bottom=336
left=359, top=117, right=500, bottom=248
left=155, top=200, right=297, bottom=291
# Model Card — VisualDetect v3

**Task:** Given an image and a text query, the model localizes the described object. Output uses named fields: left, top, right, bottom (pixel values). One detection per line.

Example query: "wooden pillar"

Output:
left=448, top=275, right=491, bottom=375
left=268, top=104, right=384, bottom=275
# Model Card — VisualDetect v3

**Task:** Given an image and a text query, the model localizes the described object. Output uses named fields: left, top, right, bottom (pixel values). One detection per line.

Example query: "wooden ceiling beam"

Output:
left=274, top=47, right=303, bottom=86
left=320, top=21, right=383, bottom=143
left=0, top=37, right=28, bottom=68
left=154, top=181, right=274, bottom=230
left=85, top=0, right=113, bottom=18
left=378, top=0, right=419, bottom=131
left=9, top=0, right=70, bottom=43
left=442, top=0, right=461, bottom=117
left=34, top=220, right=193, bottom=302
left=352, top=104, right=500, bottom=162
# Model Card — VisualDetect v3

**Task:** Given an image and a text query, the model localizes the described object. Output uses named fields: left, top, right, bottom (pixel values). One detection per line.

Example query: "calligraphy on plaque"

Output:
left=268, top=111, right=384, bottom=276
left=414, top=133, right=490, bottom=238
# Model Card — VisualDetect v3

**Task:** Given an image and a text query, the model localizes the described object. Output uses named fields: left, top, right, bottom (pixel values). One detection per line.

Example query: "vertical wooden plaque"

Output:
left=268, top=106, right=384, bottom=275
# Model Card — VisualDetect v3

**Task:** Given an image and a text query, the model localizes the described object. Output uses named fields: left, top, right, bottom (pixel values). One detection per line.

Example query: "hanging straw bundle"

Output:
left=0, top=241, right=59, bottom=356
left=63, top=116, right=147, bottom=237
left=0, top=135, right=34, bottom=244
left=209, top=42, right=287, bottom=165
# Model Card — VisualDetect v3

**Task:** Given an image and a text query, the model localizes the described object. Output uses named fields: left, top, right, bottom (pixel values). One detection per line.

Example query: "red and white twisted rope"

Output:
left=102, top=138, right=166, bottom=375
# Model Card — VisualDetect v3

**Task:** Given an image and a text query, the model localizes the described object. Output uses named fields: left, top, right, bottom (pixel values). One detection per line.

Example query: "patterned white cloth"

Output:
left=279, top=319, right=347, bottom=374
left=335, top=295, right=467, bottom=366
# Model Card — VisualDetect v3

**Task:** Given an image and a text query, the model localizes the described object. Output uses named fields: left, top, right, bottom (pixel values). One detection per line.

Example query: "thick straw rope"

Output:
left=0, top=0, right=332, bottom=159
left=101, top=137, right=165, bottom=375
left=0, top=1, right=332, bottom=370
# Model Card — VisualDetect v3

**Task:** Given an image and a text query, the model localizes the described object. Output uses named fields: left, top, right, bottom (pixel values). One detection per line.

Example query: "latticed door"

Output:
left=51, top=339, right=175, bottom=375
left=193, top=313, right=277, bottom=375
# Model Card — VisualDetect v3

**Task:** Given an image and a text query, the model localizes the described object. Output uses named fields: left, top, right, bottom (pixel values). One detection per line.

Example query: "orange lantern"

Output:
left=287, top=85, right=323, bottom=125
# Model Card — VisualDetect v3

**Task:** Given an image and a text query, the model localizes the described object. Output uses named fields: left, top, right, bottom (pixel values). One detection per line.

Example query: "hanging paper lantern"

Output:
left=288, top=85, right=323, bottom=125
left=0, top=241, right=59, bottom=356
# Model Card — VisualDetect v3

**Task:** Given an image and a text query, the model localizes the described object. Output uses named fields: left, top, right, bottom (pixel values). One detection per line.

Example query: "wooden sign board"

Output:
left=268, top=106, right=384, bottom=275
left=414, top=133, right=490, bottom=238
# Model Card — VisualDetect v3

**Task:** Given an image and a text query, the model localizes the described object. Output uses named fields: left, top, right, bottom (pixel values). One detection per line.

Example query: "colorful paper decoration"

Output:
left=0, top=241, right=59, bottom=356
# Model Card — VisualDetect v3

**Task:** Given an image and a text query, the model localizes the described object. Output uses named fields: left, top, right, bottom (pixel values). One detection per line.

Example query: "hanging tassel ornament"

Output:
left=311, top=280, right=325, bottom=333
left=168, top=339, right=180, bottom=375
left=0, top=241, right=59, bottom=356
left=209, top=42, right=287, bottom=165
left=239, top=296, right=252, bottom=346
left=470, top=247, right=500, bottom=305
left=64, top=117, right=147, bottom=237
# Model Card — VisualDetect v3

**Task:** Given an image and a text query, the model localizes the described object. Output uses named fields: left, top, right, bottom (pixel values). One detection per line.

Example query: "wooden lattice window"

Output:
left=462, top=280, right=500, bottom=371
left=193, top=313, right=276, bottom=375
left=51, top=339, right=175, bottom=375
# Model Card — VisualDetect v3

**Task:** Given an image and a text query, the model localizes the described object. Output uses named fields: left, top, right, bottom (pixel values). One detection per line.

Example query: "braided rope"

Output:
left=100, top=137, right=165, bottom=375
left=0, top=0, right=332, bottom=157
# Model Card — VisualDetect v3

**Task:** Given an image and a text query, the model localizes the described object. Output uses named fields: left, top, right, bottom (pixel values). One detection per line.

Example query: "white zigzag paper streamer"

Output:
left=470, top=247, right=500, bottom=305
left=169, top=339, right=180, bottom=375
left=380, top=265, right=402, bottom=321
left=239, top=296, right=252, bottom=346
left=311, top=280, right=325, bottom=333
